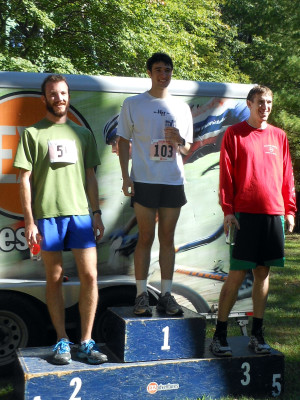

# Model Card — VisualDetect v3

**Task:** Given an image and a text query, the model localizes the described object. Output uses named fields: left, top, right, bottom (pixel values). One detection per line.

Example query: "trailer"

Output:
left=0, top=71, right=254, bottom=370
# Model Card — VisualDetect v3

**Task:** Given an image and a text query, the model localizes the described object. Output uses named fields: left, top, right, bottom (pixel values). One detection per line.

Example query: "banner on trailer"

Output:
left=0, top=83, right=252, bottom=314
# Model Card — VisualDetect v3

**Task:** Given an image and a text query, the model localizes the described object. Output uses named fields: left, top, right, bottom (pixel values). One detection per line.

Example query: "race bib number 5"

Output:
left=48, top=139, right=78, bottom=164
left=150, top=139, right=176, bottom=161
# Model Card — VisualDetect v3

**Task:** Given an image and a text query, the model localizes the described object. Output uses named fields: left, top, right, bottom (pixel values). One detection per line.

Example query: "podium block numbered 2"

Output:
left=104, top=306, right=206, bottom=362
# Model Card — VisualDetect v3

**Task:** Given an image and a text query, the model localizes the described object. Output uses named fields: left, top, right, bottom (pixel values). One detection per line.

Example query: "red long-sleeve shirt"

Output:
left=219, top=121, right=296, bottom=217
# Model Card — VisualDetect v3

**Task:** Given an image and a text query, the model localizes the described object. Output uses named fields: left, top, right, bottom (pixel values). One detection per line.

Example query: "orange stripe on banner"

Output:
left=175, top=268, right=227, bottom=282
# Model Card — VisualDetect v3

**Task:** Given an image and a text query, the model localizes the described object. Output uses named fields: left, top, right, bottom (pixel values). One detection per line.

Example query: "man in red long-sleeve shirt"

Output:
left=210, top=85, right=296, bottom=357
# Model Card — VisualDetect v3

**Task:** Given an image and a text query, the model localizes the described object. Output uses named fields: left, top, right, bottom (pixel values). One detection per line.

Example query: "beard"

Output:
left=45, top=98, right=69, bottom=117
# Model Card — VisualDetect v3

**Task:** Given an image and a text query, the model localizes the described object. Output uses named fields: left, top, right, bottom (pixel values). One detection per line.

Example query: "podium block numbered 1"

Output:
left=104, top=306, right=206, bottom=362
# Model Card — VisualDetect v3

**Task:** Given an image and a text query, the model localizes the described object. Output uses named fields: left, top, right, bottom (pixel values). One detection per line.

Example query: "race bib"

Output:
left=150, top=139, right=176, bottom=161
left=48, top=139, right=78, bottom=164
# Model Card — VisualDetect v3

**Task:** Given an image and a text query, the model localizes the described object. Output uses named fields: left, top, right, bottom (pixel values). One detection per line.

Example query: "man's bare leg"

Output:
left=210, top=269, right=247, bottom=356
left=156, top=206, right=183, bottom=315
left=43, top=250, right=68, bottom=340
left=73, top=247, right=108, bottom=364
left=133, top=203, right=157, bottom=280
left=252, top=265, right=270, bottom=319
left=217, top=269, right=247, bottom=321
left=132, top=203, right=157, bottom=315
left=157, top=207, right=181, bottom=280
left=72, top=247, right=98, bottom=342
left=248, top=265, right=271, bottom=353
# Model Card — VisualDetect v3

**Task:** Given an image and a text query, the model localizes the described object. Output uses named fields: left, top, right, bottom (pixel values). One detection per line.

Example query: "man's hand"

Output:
left=286, top=214, right=295, bottom=233
left=224, top=214, right=240, bottom=235
left=122, top=176, right=134, bottom=197
left=25, top=223, right=42, bottom=248
left=164, top=126, right=181, bottom=146
left=93, top=213, right=105, bottom=242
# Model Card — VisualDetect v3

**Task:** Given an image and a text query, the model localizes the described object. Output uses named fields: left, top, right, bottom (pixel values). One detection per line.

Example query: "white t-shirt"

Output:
left=117, top=91, right=193, bottom=185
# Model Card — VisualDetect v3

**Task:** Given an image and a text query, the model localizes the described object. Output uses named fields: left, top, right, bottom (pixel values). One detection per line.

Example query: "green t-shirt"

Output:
left=14, top=119, right=100, bottom=219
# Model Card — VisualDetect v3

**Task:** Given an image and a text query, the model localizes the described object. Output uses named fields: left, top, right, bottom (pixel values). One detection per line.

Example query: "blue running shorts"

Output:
left=38, top=215, right=96, bottom=251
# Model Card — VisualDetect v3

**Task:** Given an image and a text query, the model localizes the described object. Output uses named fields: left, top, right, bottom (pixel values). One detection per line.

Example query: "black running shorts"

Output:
left=230, top=213, right=285, bottom=270
left=132, top=182, right=187, bottom=208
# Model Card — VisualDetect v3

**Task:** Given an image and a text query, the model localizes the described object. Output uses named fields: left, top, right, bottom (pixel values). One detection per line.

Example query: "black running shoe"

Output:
left=248, top=329, right=271, bottom=354
left=156, top=292, right=183, bottom=316
left=133, top=292, right=152, bottom=316
left=209, top=334, right=232, bottom=357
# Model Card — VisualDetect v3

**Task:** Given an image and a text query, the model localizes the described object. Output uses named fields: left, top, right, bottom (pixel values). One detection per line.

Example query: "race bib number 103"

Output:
left=150, top=139, right=176, bottom=162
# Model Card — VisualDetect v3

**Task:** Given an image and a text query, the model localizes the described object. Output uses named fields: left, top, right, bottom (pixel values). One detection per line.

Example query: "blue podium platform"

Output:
left=16, top=337, right=284, bottom=400
left=105, top=306, right=206, bottom=362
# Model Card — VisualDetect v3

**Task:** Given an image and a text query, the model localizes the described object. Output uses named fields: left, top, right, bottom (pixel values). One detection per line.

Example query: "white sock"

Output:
left=136, top=280, right=148, bottom=296
left=161, top=280, right=172, bottom=296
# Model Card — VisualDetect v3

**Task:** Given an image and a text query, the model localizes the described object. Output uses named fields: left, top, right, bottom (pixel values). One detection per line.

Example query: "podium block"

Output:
left=15, top=337, right=284, bottom=400
left=104, top=306, right=206, bottom=362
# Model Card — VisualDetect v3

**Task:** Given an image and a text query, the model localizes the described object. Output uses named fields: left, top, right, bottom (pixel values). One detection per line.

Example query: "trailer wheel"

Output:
left=0, top=292, right=46, bottom=371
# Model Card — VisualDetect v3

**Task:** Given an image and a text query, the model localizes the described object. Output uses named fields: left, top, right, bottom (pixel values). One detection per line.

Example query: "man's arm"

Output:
left=178, top=140, right=191, bottom=156
left=19, top=169, right=41, bottom=248
left=85, top=167, right=104, bottom=241
left=118, top=137, right=134, bottom=196
left=219, top=127, right=235, bottom=216
left=218, top=127, right=239, bottom=236
left=282, top=135, right=297, bottom=233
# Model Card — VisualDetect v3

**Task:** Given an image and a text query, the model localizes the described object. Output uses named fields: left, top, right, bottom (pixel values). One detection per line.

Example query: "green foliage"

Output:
left=273, top=95, right=300, bottom=189
left=221, top=0, right=299, bottom=89
left=221, top=0, right=300, bottom=187
left=0, top=0, right=248, bottom=82
left=221, top=1, right=298, bottom=79
left=0, top=52, right=39, bottom=72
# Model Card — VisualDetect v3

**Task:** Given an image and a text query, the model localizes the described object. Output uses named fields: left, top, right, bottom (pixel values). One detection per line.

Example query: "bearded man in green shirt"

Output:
left=14, top=74, right=107, bottom=365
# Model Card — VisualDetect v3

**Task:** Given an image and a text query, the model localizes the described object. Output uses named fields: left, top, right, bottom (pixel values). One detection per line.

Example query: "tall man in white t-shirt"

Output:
left=117, top=53, right=193, bottom=316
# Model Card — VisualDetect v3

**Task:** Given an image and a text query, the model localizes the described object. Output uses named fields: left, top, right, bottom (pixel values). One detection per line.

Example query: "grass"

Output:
left=1, top=234, right=300, bottom=399
left=0, top=384, right=13, bottom=400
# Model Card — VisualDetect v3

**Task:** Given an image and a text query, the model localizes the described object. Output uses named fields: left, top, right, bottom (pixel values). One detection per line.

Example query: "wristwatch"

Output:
left=179, top=138, right=186, bottom=146
left=92, top=209, right=102, bottom=216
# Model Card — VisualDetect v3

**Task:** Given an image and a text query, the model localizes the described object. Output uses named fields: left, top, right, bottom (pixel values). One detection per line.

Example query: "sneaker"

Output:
left=209, top=334, right=232, bottom=357
left=133, top=292, right=152, bottom=316
left=77, top=339, right=108, bottom=364
left=53, top=338, right=73, bottom=365
left=248, top=330, right=271, bottom=354
left=156, top=292, right=183, bottom=316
